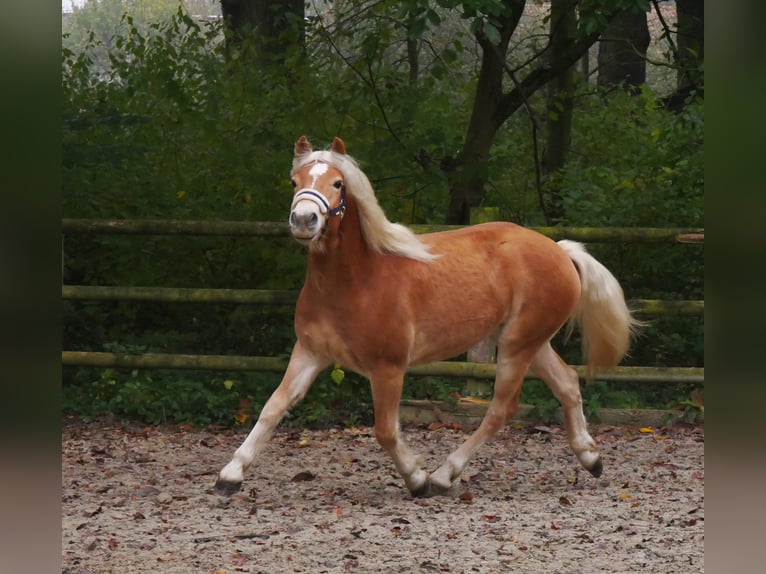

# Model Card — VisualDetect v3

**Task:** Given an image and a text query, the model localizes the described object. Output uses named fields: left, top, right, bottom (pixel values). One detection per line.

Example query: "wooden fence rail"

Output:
left=61, top=219, right=704, bottom=384
left=60, top=285, right=704, bottom=316
left=62, top=218, right=704, bottom=243
left=61, top=352, right=704, bottom=384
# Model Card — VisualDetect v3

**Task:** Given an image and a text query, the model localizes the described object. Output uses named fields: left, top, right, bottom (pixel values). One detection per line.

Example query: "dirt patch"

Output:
left=62, top=418, right=703, bottom=573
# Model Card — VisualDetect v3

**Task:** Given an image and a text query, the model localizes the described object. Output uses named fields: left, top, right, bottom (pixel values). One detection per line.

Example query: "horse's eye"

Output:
left=290, top=179, right=297, bottom=188
left=333, top=180, right=343, bottom=190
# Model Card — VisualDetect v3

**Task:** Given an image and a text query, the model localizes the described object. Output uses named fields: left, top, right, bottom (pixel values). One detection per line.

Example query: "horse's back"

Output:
left=421, top=221, right=574, bottom=282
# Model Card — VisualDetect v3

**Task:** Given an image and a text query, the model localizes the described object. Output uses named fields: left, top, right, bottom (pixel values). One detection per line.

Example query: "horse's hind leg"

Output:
left=428, top=345, right=536, bottom=494
left=530, top=342, right=602, bottom=477
left=215, top=341, right=328, bottom=495
left=369, top=367, right=429, bottom=496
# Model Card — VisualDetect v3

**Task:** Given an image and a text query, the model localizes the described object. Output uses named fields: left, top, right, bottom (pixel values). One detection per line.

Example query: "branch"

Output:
left=316, top=1, right=406, bottom=151
left=504, top=64, right=545, bottom=223
left=494, top=27, right=604, bottom=125
left=365, top=60, right=406, bottom=150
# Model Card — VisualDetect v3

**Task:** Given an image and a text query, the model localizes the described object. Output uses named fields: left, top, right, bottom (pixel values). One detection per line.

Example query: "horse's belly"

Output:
left=409, top=313, right=502, bottom=365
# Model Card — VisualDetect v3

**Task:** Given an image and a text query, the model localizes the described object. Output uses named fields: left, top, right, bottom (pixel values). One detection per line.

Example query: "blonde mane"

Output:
left=292, top=149, right=437, bottom=262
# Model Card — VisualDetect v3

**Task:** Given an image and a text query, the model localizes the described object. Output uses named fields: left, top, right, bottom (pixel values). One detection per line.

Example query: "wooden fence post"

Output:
left=464, top=207, right=501, bottom=397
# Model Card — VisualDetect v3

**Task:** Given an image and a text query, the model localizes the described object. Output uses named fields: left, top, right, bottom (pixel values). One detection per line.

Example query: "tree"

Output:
left=219, top=0, right=305, bottom=62
left=675, top=0, right=703, bottom=92
left=62, top=0, right=183, bottom=70
left=541, top=0, right=578, bottom=223
left=596, top=9, right=650, bottom=91
left=442, top=0, right=630, bottom=224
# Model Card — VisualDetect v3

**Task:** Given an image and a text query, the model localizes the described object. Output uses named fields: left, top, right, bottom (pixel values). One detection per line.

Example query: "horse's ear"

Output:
left=330, top=137, right=346, bottom=155
left=295, top=135, right=312, bottom=157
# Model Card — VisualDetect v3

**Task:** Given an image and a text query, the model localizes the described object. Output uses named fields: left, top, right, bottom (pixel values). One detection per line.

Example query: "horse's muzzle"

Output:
left=289, top=210, right=323, bottom=242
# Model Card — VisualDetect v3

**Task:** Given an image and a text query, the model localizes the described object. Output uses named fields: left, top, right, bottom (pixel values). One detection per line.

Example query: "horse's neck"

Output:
left=305, top=196, right=373, bottom=290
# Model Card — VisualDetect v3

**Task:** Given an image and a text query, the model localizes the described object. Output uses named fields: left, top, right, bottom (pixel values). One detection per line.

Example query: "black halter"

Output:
left=321, top=184, right=346, bottom=237
left=291, top=184, right=346, bottom=219
left=328, top=185, right=347, bottom=218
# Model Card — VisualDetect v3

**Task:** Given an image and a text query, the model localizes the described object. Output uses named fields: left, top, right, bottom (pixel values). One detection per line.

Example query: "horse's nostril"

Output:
left=289, top=212, right=298, bottom=226
left=309, top=213, right=318, bottom=225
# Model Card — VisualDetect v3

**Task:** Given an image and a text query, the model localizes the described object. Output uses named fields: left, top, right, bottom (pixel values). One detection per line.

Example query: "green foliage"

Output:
left=521, top=378, right=703, bottom=424
left=287, top=372, right=374, bottom=428
left=62, top=363, right=277, bottom=427
left=403, top=375, right=465, bottom=403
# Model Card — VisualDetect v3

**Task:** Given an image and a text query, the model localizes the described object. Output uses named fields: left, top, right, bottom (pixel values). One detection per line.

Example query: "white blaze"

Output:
left=308, top=162, right=328, bottom=188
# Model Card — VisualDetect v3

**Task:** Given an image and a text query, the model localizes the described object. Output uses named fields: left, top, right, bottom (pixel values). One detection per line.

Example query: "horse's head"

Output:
left=289, top=136, right=347, bottom=244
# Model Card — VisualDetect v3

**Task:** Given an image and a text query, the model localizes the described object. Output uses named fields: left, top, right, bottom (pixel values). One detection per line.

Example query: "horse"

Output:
left=215, top=135, right=638, bottom=497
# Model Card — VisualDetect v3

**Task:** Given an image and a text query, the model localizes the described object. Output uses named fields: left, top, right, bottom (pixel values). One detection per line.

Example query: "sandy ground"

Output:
left=61, top=418, right=703, bottom=573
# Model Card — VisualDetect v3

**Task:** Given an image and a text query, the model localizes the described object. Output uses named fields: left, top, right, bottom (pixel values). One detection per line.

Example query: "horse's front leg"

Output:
left=215, top=341, right=328, bottom=495
left=370, top=367, right=429, bottom=496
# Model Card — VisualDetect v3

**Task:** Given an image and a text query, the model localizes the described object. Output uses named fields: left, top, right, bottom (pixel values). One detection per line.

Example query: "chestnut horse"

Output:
left=216, top=136, right=637, bottom=497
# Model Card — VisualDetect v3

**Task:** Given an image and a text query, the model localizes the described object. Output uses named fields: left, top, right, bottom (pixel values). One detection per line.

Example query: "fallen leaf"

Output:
left=83, top=505, right=103, bottom=517
left=559, top=496, right=572, bottom=507
left=135, top=486, right=160, bottom=498
left=427, top=422, right=444, bottom=431
left=639, top=427, right=654, bottom=434
left=459, top=396, right=490, bottom=405
left=291, top=471, right=315, bottom=482
left=550, top=521, right=560, bottom=530
left=483, top=515, right=501, bottom=523
left=459, top=492, right=474, bottom=503
left=391, top=517, right=411, bottom=524
left=331, top=365, right=345, bottom=384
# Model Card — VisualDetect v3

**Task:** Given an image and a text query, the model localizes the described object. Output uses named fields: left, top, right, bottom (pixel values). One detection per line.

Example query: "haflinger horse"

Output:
left=216, top=135, right=638, bottom=497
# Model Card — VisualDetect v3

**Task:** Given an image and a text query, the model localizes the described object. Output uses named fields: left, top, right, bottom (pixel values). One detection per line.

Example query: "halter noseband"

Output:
left=291, top=186, right=346, bottom=218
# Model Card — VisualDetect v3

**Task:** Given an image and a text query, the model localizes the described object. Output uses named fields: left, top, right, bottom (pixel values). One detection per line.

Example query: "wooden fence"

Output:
left=61, top=219, right=704, bottom=384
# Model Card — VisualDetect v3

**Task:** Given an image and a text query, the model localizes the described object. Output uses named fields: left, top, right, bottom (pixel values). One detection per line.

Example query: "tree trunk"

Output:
left=541, top=0, right=578, bottom=224
left=406, top=14, right=420, bottom=86
left=219, top=0, right=305, bottom=61
left=597, top=10, right=650, bottom=91
left=444, top=1, right=525, bottom=224
left=675, top=0, right=704, bottom=92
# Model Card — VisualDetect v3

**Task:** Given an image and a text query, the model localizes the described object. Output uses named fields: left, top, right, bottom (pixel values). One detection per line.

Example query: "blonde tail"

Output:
left=558, top=240, right=641, bottom=381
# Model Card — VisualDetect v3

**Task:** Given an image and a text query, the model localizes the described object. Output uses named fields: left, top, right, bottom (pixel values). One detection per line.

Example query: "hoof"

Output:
left=214, top=479, right=243, bottom=496
left=409, top=479, right=451, bottom=498
left=409, top=482, right=431, bottom=498
left=587, top=457, right=603, bottom=478
left=426, top=481, right=451, bottom=497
